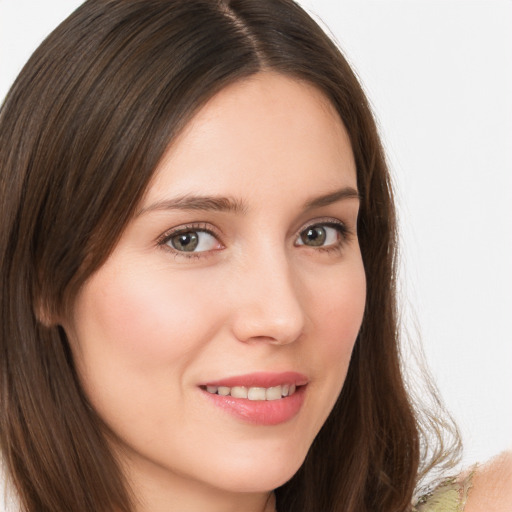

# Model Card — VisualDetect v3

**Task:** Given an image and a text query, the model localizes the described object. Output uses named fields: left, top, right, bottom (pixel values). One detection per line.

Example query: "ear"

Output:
left=34, top=297, right=60, bottom=328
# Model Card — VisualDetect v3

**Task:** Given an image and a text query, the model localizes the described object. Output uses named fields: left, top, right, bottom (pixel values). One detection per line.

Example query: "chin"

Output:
left=215, top=467, right=300, bottom=494
left=206, top=445, right=308, bottom=493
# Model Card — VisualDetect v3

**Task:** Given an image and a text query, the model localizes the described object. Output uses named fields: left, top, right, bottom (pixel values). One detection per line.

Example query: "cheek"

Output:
left=64, top=261, right=232, bottom=445
left=305, top=258, right=366, bottom=394
left=74, top=268, right=205, bottom=356
left=66, top=262, right=227, bottom=402
left=312, top=260, right=366, bottom=350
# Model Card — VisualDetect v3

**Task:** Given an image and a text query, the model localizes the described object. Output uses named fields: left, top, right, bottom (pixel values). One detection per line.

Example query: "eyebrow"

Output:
left=303, top=186, right=360, bottom=209
left=136, top=195, right=247, bottom=216
left=136, top=186, right=360, bottom=217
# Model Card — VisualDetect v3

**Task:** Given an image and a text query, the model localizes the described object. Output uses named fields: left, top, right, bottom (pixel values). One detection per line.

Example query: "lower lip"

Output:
left=200, top=385, right=306, bottom=426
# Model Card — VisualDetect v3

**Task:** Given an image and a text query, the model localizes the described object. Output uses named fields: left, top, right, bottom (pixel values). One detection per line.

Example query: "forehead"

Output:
left=144, top=72, right=356, bottom=206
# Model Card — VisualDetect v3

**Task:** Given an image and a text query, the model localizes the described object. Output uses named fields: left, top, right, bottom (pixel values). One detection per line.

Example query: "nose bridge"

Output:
left=230, top=242, right=305, bottom=345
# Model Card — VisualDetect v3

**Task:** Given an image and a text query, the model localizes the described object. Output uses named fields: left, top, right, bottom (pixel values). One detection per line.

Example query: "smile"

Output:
left=203, top=383, right=298, bottom=401
left=199, top=372, right=308, bottom=425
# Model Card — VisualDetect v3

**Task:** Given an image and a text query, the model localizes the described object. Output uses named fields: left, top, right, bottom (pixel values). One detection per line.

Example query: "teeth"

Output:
left=204, top=384, right=299, bottom=400
left=266, top=386, right=282, bottom=401
left=248, top=387, right=266, bottom=400
left=231, top=386, right=248, bottom=399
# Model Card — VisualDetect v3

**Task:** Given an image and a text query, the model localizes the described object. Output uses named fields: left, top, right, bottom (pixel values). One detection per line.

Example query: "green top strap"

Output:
left=412, top=470, right=475, bottom=512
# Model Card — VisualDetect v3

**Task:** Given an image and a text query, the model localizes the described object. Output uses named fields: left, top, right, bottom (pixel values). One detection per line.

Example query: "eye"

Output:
left=165, top=229, right=220, bottom=253
left=295, top=222, right=345, bottom=248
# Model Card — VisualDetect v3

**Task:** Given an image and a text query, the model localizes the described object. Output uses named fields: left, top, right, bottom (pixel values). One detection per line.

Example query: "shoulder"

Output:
left=413, top=451, right=512, bottom=512
left=464, top=450, right=512, bottom=512
left=413, top=471, right=474, bottom=512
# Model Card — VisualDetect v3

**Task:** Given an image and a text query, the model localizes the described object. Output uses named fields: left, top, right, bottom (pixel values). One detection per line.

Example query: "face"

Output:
left=64, top=72, right=366, bottom=508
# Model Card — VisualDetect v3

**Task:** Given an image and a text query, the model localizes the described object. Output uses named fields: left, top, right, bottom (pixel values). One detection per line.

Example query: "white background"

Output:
left=1, top=0, right=511, bottom=468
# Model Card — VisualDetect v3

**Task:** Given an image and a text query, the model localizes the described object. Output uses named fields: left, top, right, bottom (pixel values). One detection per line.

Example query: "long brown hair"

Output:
left=0, top=1, right=459, bottom=511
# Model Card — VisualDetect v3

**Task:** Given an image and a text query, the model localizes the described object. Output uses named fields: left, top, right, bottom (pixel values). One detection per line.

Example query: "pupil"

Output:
left=303, top=226, right=326, bottom=246
left=172, top=231, right=199, bottom=252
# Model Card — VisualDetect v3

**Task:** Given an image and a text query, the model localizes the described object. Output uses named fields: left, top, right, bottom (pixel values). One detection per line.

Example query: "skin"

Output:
left=465, top=450, right=512, bottom=512
left=63, top=72, right=366, bottom=512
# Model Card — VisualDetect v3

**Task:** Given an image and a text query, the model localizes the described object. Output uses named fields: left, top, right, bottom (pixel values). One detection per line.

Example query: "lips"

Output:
left=199, top=372, right=308, bottom=426
left=200, top=371, right=308, bottom=389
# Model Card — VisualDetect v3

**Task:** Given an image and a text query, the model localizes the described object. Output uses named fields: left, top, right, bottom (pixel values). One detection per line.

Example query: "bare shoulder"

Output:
left=465, top=450, right=512, bottom=512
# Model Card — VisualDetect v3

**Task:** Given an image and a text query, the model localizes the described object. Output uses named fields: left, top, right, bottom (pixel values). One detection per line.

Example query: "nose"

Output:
left=229, top=249, right=305, bottom=346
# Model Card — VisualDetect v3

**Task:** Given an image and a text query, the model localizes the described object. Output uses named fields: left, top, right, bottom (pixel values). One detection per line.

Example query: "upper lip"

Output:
left=200, top=371, right=308, bottom=388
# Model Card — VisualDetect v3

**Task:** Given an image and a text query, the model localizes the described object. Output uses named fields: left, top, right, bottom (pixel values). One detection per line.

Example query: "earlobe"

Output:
left=34, top=298, right=60, bottom=328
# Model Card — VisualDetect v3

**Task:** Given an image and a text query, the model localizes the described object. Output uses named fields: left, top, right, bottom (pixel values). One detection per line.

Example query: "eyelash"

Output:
left=157, top=219, right=352, bottom=260
left=157, top=223, right=220, bottom=260
left=303, top=220, right=351, bottom=255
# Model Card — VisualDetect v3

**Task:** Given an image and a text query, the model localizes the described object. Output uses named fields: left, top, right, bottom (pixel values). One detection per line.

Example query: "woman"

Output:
left=0, top=1, right=509, bottom=511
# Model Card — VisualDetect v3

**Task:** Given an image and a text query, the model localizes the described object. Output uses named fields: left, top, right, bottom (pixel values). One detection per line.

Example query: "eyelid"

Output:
left=294, top=217, right=350, bottom=240
left=155, top=217, right=352, bottom=260
left=156, top=223, right=224, bottom=253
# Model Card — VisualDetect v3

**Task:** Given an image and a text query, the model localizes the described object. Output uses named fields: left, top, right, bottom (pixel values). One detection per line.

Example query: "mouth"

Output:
left=198, top=372, right=308, bottom=425
left=200, top=383, right=300, bottom=401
